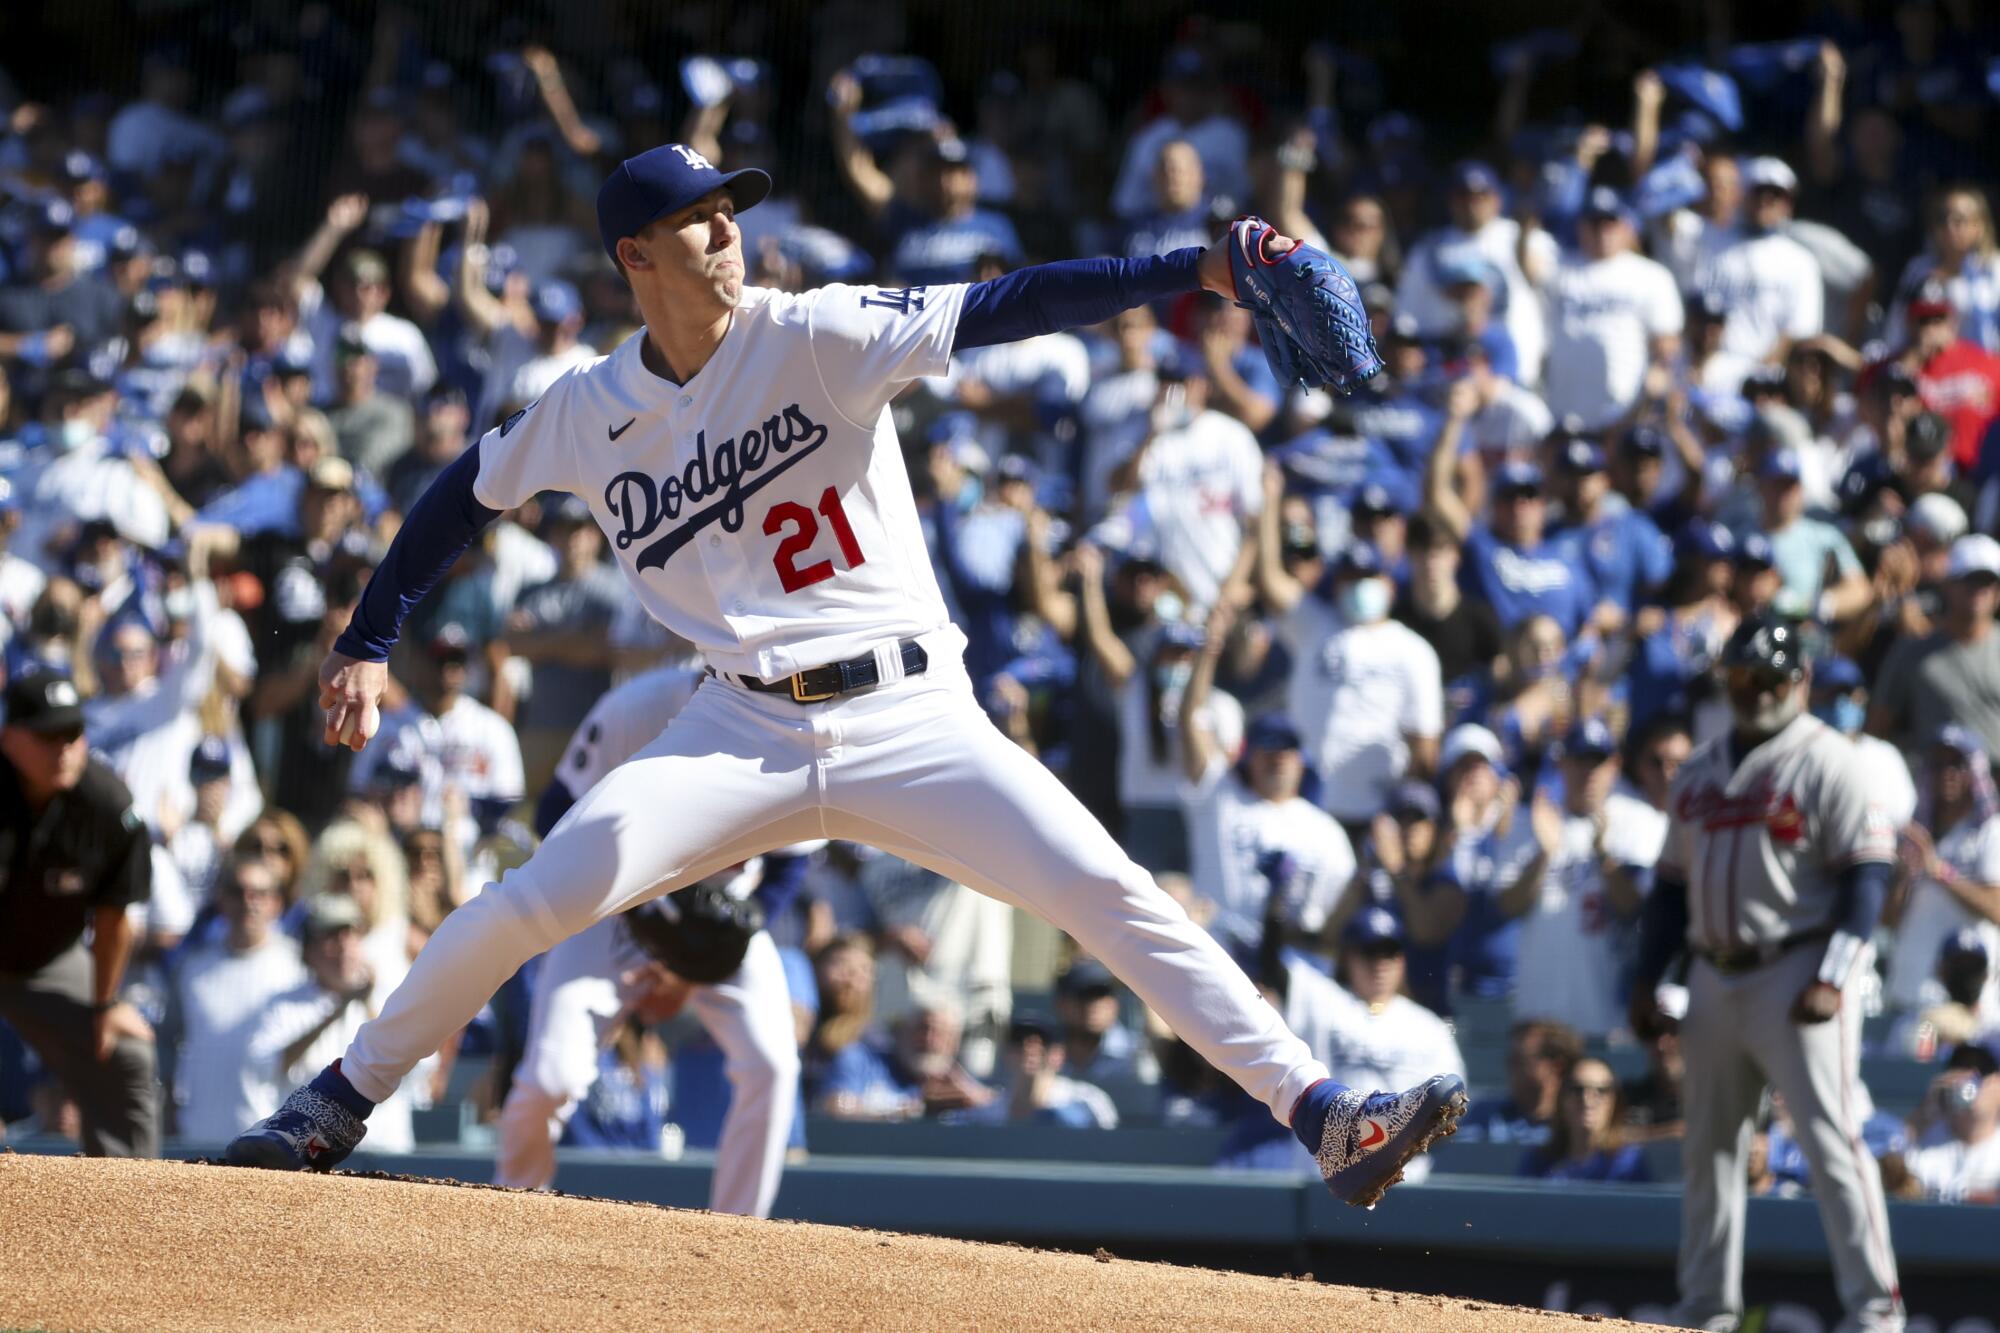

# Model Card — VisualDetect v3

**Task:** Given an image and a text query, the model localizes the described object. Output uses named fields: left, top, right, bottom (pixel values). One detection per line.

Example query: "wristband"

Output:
left=1816, top=930, right=1866, bottom=989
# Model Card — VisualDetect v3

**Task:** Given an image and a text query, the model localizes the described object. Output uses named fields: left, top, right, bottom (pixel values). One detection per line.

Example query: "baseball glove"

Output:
left=620, top=883, right=765, bottom=985
left=1226, top=215, right=1383, bottom=395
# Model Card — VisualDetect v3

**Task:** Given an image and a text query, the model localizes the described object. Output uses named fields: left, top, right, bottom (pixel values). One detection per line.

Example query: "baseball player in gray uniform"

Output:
left=222, top=142, right=1462, bottom=1209
left=1632, top=614, right=1902, bottom=1332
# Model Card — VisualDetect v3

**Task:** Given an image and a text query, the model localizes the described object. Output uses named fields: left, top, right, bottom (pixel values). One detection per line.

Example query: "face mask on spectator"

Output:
left=1814, top=695, right=1865, bottom=736
left=1152, top=591, right=1184, bottom=624
left=58, top=418, right=95, bottom=451
left=1152, top=659, right=1193, bottom=695
left=1338, top=576, right=1392, bottom=624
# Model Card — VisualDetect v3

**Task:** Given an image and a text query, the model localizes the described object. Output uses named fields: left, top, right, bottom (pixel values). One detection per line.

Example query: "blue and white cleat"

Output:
left=1301, top=1073, right=1467, bottom=1208
left=225, top=1061, right=373, bottom=1172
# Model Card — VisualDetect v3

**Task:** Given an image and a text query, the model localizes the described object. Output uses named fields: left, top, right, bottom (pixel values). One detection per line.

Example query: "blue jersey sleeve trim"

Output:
left=334, top=442, right=502, bottom=663
left=952, top=249, right=1204, bottom=352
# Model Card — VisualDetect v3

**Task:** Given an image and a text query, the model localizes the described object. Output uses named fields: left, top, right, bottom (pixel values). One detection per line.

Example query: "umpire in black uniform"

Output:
left=0, top=673, right=158, bottom=1155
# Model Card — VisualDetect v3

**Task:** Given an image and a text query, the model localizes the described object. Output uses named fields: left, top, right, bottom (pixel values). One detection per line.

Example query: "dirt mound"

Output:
left=1, top=1154, right=1653, bottom=1331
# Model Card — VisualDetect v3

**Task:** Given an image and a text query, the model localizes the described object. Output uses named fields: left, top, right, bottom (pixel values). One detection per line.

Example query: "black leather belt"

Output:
left=710, top=639, right=928, bottom=704
left=1697, top=930, right=1830, bottom=977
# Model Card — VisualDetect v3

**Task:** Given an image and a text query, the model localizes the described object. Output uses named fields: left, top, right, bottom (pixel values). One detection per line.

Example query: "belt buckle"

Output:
left=790, top=673, right=837, bottom=704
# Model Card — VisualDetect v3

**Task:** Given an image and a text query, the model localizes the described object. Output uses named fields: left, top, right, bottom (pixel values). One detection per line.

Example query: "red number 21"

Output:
left=764, top=486, right=867, bottom=594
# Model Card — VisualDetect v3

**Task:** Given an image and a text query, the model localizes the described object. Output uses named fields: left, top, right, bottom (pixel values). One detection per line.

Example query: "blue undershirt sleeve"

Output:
left=1635, top=873, right=1690, bottom=988
left=952, top=248, right=1206, bottom=352
left=334, top=442, right=502, bottom=663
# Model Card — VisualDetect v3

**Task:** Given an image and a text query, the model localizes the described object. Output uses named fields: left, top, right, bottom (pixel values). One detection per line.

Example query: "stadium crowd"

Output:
left=0, top=5, right=1998, bottom=1206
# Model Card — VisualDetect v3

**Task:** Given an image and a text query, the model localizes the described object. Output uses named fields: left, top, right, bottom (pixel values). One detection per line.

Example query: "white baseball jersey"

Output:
left=1279, top=603, right=1443, bottom=822
left=1129, top=408, right=1264, bottom=612
left=553, top=661, right=704, bottom=797
left=1396, top=219, right=1559, bottom=382
left=350, top=694, right=524, bottom=840
left=471, top=282, right=972, bottom=681
left=1662, top=715, right=1895, bottom=951
left=1116, top=674, right=1242, bottom=810
left=1541, top=250, right=1684, bottom=430
left=1513, top=810, right=1625, bottom=1038
left=1704, top=231, right=1823, bottom=365
left=1182, top=756, right=1356, bottom=940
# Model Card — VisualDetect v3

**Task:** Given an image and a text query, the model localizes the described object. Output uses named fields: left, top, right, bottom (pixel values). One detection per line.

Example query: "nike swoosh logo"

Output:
left=1357, top=1120, right=1387, bottom=1151
left=609, top=418, right=636, bottom=440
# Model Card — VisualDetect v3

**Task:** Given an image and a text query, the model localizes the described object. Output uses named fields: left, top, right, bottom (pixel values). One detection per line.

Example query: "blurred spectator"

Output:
left=0, top=672, right=157, bottom=1156
left=1885, top=727, right=2000, bottom=1023
left=1505, top=722, right=1643, bottom=1039
left=1872, top=535, right=2000, bottom=756
left=504, top=497, right=620, bottom=794
left=855, top=852, right=1012, bottom=1078
left=1756, top=443, right=1871, bottom=621
left=1886, top=186, right=2000, bottom=354
left=1520, top=1057, right=1652, bottom=1183
left=1284, top=907, right=1464, bottom=1182
left=1810, top=657, right=1917, bottom=827
left=1395, top=160, right=1554, bottom=384
left=327, top=327, right=414, bottom=478
left=1885, top=930, right=1995, bottom=1058
left=1119, top=140, right=1211, bottom=261
left=1426, top=407, right=1601, bottom=638
left=1621, top=1027, right=1686, bottom=1140
left=1409, top=724, right=1539, bottom=1006
left=1110, top=47, right=1249, bottom=223
left=1550, top=437, right=1673, bottom=619
left=956, top=1013, right=1116, bottom=1128
left=1178, top=599, right=1355, bottom=948
left=1460, top=1018, right=1583, bottom=1145
left=1394, top=512, right=1504, bottom=690
left=1890, top=285, right=2000, bottom=475
left=1902, top=1041, right=2000, bottom=1203
left=1107, top=354, right=1261, bottom=615
left=167, top=857, right=303, bottom=1141
left=247, top=894, right=415, bottom=1151
left=1053, top=958, right=1151, bottom=1083
left=1258, top=515, right=1441, bottom=830
left=1703, top=157, right=1823, bottom=385
left=302, top=818, right=414, bottom=987
left=8, top=372, right=171, bottom=561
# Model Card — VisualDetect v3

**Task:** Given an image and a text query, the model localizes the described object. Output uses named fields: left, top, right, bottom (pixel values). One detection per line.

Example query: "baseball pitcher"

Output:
left=1632, top=615, right=1902, bottom=1331
left=224, top=142, right=1459, bottom=1208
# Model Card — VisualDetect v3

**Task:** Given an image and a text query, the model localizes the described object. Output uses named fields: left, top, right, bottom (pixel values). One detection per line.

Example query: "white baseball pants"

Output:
left=493, top=920, right=798, bottom=1218
left=342, top=658, right=1330, bottom=1127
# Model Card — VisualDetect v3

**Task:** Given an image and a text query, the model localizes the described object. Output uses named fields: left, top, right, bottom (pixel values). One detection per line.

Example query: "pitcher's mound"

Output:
left=1, top=1153, right=1652, bottom=1331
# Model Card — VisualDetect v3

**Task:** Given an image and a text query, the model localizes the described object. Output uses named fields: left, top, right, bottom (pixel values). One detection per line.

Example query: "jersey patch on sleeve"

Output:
left=858, top=286, right=927, bottom=314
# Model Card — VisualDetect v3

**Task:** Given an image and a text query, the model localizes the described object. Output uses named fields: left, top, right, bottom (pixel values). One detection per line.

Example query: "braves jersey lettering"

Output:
left=602, top=403, right=831, bottom=570
left=1661, top=715, right=1893, bottom=950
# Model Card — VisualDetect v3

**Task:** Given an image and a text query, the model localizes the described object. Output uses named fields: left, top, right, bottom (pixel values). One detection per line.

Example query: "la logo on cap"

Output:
left=670, top=144, right=713, bottom=170
left=47, top=680, right=78, bottom=707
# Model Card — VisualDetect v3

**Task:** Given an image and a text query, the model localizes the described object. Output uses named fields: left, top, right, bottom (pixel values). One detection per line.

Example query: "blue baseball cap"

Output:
left=1761, top=448, right=1804, bottom=483
left=1353, top=475, right=1411, bottom=518
left=1580, top=185, right=1634, bottom=225
left=189, top=735, right=232, bottom=783
left=532, top=279, right=582, bottom=324
left=595, top=142, right=772, bottom=262
left=1390, top=779, right=1441, bottom=823
left=1244, top=712, right=1304, bottom=753
left=1677, top=518, right=1735, bottom=561
left=1342, top=905, right=1406, bottom=950
left=1940, top=927, right=1989, bottom=965
left=1734, top=532, right=1776, bottom=568
left=1557, top=437, right=1606, bottom=474
left=1495, top=460, right=1544, bottom=495
left=1564, top=717, right=1618, bottom=761
left=1450, top=160, right=1499, bottom=194
left=1436, top=250, right=1497, bottom=290
left=1334, top=544, right=1388, bottom=579
left=1623, top=424, right=1670, bottom=459
left=1815, top=656, right=1864, bottom=693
